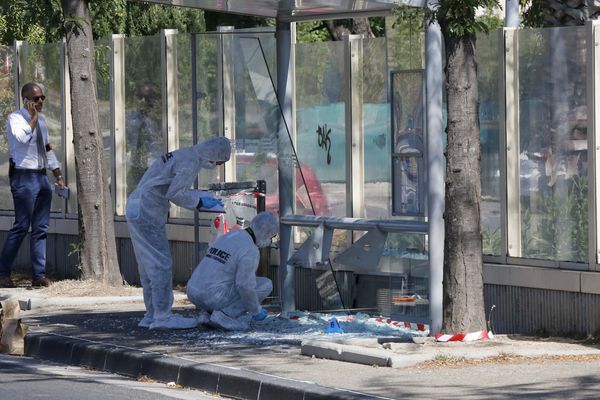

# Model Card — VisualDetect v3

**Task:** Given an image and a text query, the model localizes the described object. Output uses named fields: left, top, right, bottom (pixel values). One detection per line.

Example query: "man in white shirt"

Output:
left=0, top=82, right=66, bottom=288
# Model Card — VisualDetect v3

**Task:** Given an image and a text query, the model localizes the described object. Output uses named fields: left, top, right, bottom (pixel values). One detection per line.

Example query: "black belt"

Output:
left=14, top=168, right=46, bottom=174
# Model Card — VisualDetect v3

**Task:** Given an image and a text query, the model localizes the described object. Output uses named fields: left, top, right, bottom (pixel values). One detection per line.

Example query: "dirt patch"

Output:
left=137, top=375, right=158, bottom=383
left=9, top=272, right=189, bottom=298
left=415, top=353, right=600, bottom=369
left=37, top=279, right=143, bottom=297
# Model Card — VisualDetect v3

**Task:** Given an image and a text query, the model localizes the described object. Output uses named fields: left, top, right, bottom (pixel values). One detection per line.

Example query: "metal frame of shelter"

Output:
left=127, top=0, right=521, bottom=335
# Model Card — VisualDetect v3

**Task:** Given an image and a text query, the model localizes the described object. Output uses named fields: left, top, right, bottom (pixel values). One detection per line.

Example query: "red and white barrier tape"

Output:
left=373, top=317, right=428, bottom=332
left=435, top=330, right=492, bottom=342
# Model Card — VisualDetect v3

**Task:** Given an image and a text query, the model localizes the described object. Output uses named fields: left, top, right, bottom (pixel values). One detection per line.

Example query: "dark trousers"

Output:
left=0, top=170, right=52, bottom=279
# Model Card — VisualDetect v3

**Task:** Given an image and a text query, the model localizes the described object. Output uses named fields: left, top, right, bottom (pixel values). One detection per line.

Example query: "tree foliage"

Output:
left=393, top=1, right=500, bottom=38
left=296, top=17, right=385, bottom=43
left=0, top=0, right=64, bottom=44
left=436, top=0, right=500, bottom=36
left=0, top=0, right=206, bottom=46
left=521, top=0, right=546, bottom=27
left=296, top=20, right=334, bottom=43
left=520, top=0, right=596, bottom=27
left=121, top=1, right=205, bottom=37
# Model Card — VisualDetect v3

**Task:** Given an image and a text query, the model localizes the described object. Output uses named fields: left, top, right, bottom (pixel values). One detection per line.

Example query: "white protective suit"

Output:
left=126, top=137, right=231, bottom=330
left=186, top=211, right=279, bottom=330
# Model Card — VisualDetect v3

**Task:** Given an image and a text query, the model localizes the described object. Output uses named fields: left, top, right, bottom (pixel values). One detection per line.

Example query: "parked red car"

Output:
left=235, top=152, right=330, bottom=216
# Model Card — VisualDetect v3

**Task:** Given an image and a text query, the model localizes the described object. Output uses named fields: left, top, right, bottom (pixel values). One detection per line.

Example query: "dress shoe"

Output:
left=0, top=276, right=15, bottom=288
left=31, top=276, right=51, bottom=287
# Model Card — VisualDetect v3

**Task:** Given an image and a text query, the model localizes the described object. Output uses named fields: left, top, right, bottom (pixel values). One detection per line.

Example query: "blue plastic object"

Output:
left=253, top=308, right=268, bottom=321
left=198, top=197, right=223, bottom=210
left=325, top=317, right=344, bottom=334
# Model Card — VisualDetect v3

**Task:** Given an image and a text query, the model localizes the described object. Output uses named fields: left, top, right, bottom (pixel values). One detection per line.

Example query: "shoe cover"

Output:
left=197, top=310, right=211, bottom=325
left=149, top=315, right=198, bottom=330
left=138, top=316, right=154, bottom=328
left=209, top=310, right=249, bottom=331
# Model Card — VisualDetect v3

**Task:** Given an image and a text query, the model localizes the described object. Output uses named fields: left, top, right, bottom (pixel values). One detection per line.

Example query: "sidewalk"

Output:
left=3, top=286, right=600, bottom=399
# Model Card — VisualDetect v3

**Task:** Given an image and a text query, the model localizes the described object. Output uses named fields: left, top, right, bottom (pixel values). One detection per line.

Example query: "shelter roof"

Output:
left=130, top=0, right=426, bottom=22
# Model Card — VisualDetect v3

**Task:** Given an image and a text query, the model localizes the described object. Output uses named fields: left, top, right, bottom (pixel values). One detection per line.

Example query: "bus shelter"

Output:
left=131, top=0, right=445, bottom=333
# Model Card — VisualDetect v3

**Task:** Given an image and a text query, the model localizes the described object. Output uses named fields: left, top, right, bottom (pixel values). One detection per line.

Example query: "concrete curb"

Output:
left=24, top=332, right=393, bottom=400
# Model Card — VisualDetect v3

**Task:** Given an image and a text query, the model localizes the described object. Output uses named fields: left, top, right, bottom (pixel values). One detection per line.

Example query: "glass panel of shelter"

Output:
left=295, top=40, right=347, bottom=218
left=123, top=35, right=164, bottom=199
left=363, top=37, right=391, bottom=220
left=477, top=31, right=502, bottom=257
left=391, top=69, right=424, bottom=217
left=517, top=26, right=588, bottom=263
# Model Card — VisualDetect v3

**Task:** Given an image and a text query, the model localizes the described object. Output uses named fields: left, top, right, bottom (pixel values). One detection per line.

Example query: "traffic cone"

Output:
left=325, top=317, right=344, bottom=334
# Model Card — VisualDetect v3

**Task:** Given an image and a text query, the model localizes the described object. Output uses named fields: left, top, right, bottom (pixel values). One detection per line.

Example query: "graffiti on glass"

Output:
left=316, top=124, right=332, bottom=165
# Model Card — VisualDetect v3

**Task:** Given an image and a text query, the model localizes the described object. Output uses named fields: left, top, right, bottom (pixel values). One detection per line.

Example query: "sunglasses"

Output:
left=30, top=95, right=46, bottom=102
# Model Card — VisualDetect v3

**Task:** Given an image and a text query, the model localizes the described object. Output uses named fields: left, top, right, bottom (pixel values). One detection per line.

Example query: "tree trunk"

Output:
left=351, top=18, right=375, bottom=38
left=61, top=0, right=122, bottom=285
left=324, top=18, right=374, bottom=40
left=439, top=28, right=487, bottom=333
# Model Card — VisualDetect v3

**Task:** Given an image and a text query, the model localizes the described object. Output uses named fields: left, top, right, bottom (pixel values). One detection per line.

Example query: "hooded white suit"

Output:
left=187, top=211, right=279, bottom=330
left=126, top=137, right=231, bottom=329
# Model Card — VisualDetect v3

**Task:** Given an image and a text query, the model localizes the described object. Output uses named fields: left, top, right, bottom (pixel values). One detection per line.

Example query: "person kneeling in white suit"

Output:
left=186, top=211, right=278, bottom=330
left=126, top=136, right=231, bottom=330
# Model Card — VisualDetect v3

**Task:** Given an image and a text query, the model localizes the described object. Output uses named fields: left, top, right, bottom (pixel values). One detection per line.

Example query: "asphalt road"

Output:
left=0, top=354, right=222, bottom=400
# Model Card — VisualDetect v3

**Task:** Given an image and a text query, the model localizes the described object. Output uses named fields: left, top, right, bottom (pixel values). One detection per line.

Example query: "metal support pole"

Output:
left=162, top=29, right=180, bottom=218
left=504, top=29, right=521, bottom=257
left=344, top=34, right=365, bottom=219
left=13, top=41, right=22, bottom=110
left=111, top=34, right=127, bottom=217
left=61, top=38, right=75, bottom=217
left=276, top=20, right=296, bottom=312
left=425, top=20, right=444, bottom=336
left=256, top=180, right=270, bottom=277
left=587, top=21, right=600, bottom=271
left=161, top=29, right=179, bottom=152
left=496, top=28, right=508, bottom=264
left=505, top=0, right=520, bottom=28
left=192, top=33, right=200, bottom=267
left=217, top=26, right=236, bottom=182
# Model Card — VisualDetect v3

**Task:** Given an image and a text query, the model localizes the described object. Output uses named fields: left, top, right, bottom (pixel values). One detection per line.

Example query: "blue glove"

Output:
left=198, top=197, right=223, bottom=210
left=252, top=308, right=268, bottom=321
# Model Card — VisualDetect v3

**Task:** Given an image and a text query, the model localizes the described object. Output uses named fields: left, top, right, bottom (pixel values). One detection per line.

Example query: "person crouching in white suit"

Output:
left=187, top=211, right=278, bottom=330
left=126, top=136, right=231, bottom=330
